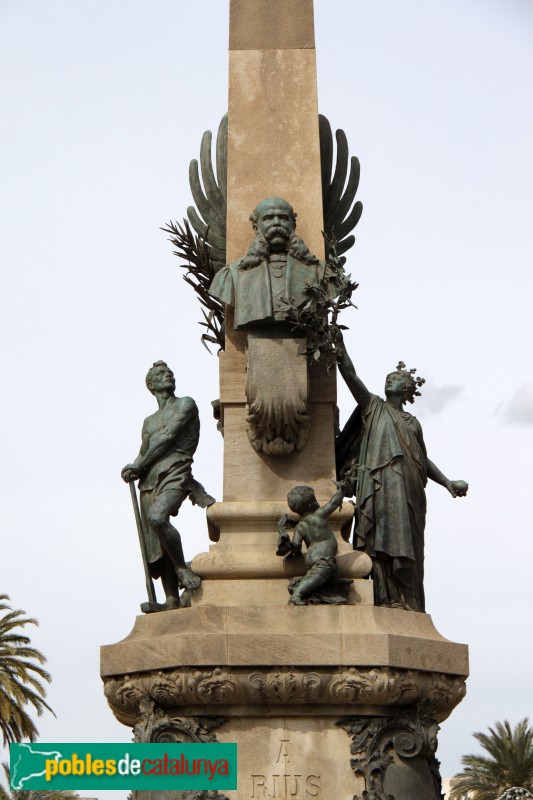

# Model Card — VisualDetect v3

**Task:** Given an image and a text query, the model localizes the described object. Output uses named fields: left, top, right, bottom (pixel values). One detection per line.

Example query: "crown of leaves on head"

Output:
left=394, top=361, right=426, bottom=403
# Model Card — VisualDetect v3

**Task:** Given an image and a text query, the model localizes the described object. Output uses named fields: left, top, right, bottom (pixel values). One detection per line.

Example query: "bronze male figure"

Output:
left=122, top=361, right=215, bottom=610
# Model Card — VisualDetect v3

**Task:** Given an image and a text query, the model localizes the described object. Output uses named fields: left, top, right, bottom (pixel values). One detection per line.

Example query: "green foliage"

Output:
left=161, top=221, right=358, bottom=361
left=450, top=719, right=533, bottom=800
left=161, top=219, right=225, bottom=351
left=0, top=595, right=54, bottom=747
left=284, top=234, right=358, bottom=368
left=0, top=762, right=80, bottom=800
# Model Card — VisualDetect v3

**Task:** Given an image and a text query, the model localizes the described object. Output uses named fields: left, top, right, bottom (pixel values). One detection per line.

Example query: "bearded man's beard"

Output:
left=265, top=226, right=290, bottom=242
left=239, top=231, right=319, bottom=271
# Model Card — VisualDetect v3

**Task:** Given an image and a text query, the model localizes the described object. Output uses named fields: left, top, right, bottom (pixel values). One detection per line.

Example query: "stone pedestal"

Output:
left=103, top=413, right=468, bottom=798
left=102, top=603, right=467, bottom=798
left=195, top=499, right=371, bottom=607
left=101, top=497, right=468, bottom=797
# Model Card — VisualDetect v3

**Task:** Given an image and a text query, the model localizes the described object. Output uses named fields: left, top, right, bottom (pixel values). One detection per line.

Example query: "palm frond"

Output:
left=0, top=596, right=54, bottom=746
left=161, top=218, right=224, bottom=352
left=450, top=719, right=533, bottom=800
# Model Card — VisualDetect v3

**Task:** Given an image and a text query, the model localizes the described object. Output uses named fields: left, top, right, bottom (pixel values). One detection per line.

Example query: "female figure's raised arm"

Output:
left=337, top=343, right=371, bottom=410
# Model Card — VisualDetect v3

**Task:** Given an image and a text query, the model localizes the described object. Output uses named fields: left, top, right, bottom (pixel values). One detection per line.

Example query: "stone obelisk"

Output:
left=101, top=2, right=469, bottom=797
left=197, top=0, right=357, bottom=607
left=226, top=0, right=323, bottom=260
left=219, top=0, right=335, bottom=504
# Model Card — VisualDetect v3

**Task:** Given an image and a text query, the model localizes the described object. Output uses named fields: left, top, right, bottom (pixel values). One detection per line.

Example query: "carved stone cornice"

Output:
left=103, top=665, right=466, bottom=726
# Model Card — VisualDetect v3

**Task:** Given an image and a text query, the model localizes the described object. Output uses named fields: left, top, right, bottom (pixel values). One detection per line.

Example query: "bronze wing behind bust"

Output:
left=185, top=113, right=363, bottom=269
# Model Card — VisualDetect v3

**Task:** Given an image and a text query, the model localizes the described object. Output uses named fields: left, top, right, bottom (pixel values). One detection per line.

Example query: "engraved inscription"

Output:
left=251, top=740, right=320, bottom=798
left=251, top=774, right=267, bottom=798
left=251, top=773, right=321, bottom=798
left=276, top=740, right=291, bottom=764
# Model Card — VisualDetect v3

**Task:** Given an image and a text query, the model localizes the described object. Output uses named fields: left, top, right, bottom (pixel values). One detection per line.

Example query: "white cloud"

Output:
left=500, top=382, right=533, bottom=425
left=419, top=382, right=463, bottom=414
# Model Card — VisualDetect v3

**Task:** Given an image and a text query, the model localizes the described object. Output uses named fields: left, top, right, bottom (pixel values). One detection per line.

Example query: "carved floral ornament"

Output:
left=129, top=702, right=231, bottom=799
left=104, top=666, right=466, bottom=725
left=338, top=706, right=444, bottom=800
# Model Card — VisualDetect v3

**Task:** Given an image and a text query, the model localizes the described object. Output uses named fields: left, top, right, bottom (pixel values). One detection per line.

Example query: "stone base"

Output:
left=102, top=512, right=467, bottom=798
left=211, top=711, right=443, bottom=799
left=102, top=605, right=467, bottom=726
left=193, top=500, right=372, bottom=606
left=210, top=715, right=363, bottom=799
left=102, top=605, right=468, bottom=673
left=126, top=703, right=447, bottom=799
left=192, top=577, right=374, bottom=607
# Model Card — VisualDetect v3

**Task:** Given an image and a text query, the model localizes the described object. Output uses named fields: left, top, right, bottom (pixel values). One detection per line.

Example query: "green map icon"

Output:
left=11, top=743, right=63, bottom=790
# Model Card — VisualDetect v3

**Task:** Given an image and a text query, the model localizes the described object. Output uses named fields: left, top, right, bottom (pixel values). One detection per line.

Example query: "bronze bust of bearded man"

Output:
left=209, top=196, right=338, bottom=330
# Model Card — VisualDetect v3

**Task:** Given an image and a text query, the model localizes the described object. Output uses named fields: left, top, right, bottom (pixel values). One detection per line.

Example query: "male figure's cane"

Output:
left=128, top=480, right=162, bottom=613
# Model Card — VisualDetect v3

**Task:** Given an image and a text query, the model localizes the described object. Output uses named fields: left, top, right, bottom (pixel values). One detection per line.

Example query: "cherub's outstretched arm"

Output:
left=318, top=469, right=357, bottom=518
left=318, top=488, right=344, bottom=518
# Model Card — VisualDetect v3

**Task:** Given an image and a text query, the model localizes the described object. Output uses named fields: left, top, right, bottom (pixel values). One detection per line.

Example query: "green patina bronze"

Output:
left=336, top=343, right=468, bottom=613
left=121, top=361, right=215, bottom=612
left=183, top=113, right=363, bottom=270
left=276, top=477, right=355, bottom=606
left=209, top=197, right=341, bottom=330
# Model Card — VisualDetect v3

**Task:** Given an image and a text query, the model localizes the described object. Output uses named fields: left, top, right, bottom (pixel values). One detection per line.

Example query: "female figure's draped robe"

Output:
left=355, top=394, right=428, bottom=611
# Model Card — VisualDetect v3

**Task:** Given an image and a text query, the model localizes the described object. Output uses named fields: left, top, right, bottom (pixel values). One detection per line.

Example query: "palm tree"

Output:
left=450, top=718, right=533, bottom=800
left=0, top=595, right=54, bottom=746
left=0, top=762, right=80, bottom=800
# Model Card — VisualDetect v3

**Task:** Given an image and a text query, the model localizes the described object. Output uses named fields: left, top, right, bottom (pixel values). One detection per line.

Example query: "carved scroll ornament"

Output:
left=132, top=699, right=229, bottom=800
left=104, top=666, right=466, bottom=727
left=245, top=333, right=310, bottom=455
left=338, top=705, right=443, bottom=800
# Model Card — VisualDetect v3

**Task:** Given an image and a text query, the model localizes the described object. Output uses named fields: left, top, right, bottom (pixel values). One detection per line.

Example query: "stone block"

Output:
left=229, top=0, right=316, bottom=51
left=227, top=48, right=323, bottom=263
left=222, top=404, right=337, bottom=501
left=101, top=605, right=468, bottom=678
left=216, top=716, right=361, bottom=799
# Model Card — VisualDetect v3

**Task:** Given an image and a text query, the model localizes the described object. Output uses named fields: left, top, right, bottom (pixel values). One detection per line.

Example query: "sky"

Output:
left=1, top=0, right=532, bottom=795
